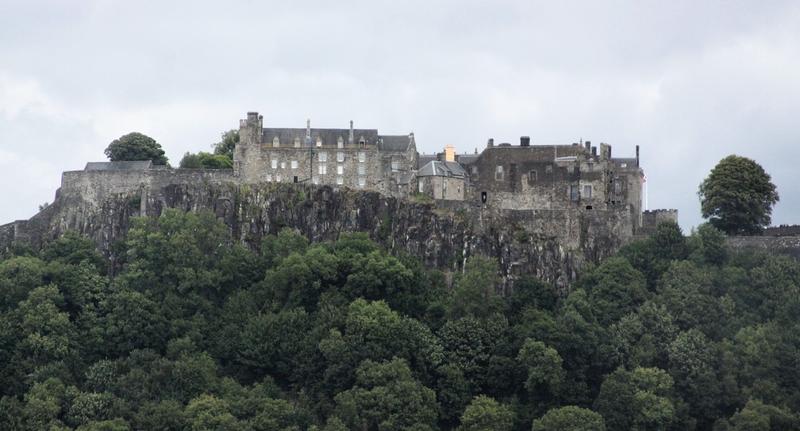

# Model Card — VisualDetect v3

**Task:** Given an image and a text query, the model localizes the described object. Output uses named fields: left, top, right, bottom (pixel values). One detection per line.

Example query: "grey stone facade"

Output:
left=234, top=112, right=417, bottom=197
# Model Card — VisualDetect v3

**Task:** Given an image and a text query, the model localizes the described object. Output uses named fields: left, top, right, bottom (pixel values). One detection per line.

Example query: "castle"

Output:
left=0, top=110, right=682, bottom=285
left=234, top=111, right=674, bottom=235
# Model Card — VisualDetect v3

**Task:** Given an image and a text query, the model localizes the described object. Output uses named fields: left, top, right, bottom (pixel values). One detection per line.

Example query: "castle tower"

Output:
left=233, top=111, right=263, bottom=179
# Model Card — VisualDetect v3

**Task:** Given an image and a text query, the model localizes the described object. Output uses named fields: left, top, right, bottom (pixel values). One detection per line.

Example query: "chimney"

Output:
left=591, top=146, right=597, bottom=157
left=636, top=145, right=640, bottom=167
left=585, top=141, right=591, bottom=152
left=349, top=120, right=354, bottom=144
left=474, top=147, right=478, bottom=154
left=306, top=118, right=311, bottom=138
left=487, top=138, right=494, bottom=148
left=247, top=111, right=259, bottom=121
left=445, top=145, right=455, bottom=162
left=520, top=136, right=530, bottom=147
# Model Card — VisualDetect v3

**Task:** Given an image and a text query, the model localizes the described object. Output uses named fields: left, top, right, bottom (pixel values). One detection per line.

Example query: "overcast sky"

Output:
left=1, top=0, right=799, bottom=230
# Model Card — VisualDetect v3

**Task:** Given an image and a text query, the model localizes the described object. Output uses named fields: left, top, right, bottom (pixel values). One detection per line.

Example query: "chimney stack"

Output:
left=487, top=138, right=494, bottom=148
left=636, top=145, right=640, bottom=167
left=445, top=145, right=455, bottom=162
left=349, top=120, right=354, bottom=144
left=520, top=136, right=531, bottom=147
left=306, top=118, right=311, bottom=138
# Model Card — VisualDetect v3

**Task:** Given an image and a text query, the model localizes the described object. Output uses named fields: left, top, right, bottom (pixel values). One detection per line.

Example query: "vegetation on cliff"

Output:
left=104, top=132, right=168, bottom=165
left=1, top=211, right=799, bottom=430
left=699, top=155, right=779, bottom=235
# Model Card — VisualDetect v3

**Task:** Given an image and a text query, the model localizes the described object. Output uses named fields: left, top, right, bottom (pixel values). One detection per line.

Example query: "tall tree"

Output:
left=104, top=132, right=168, bottom=165
left=698, top=155, right=778, bottom=235
left=213, top=129, right=239, bottom=159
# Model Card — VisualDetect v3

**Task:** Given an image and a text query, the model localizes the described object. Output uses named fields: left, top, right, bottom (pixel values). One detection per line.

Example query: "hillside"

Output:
left=1, top=210, right=799, bottom=430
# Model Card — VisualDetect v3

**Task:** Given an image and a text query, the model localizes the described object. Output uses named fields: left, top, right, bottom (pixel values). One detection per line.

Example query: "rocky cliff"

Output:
left=1, top=173, right=634, bottom=291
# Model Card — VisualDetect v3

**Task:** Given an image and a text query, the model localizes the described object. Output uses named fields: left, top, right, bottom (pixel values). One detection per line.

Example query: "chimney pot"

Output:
left=520, top=136, right=531, bottom=147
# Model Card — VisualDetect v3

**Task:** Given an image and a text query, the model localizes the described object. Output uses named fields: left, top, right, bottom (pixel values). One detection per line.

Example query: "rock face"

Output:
left=1, top=170, right=636, bottom=292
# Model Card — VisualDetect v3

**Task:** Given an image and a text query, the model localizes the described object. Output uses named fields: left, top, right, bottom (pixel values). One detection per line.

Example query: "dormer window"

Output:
left=293, top=137, right=301, bottom=148
left=316, top=137, right=323, bottom=148
left=529, top=170, right=537, bottom=182
left=337, top=137, right=344, bottom=149
left=273, top=136, right=280, bottom=148
left=359, top=137, right=366, bottom=147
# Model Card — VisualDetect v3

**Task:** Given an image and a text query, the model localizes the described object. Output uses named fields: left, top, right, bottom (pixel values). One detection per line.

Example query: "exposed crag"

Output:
left=1, top=174, right=634, bottom=291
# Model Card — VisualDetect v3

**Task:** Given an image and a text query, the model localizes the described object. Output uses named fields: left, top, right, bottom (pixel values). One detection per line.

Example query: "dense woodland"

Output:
left=1, top=209, right=799, bottom=430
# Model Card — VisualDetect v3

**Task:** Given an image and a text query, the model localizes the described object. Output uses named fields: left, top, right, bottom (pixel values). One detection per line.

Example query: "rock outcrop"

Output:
left=1, top=172, right=635, bottom=292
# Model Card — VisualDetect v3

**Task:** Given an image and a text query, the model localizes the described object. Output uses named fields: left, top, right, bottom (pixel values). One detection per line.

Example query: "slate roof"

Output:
left=417, top=160, right=466, bottom=178
left=84, top=161, right=153, bottom=171
left=378, top=135, right=412, bottom=152
left=417, top=154, right=437, bottom=169
left=262, top=128, right=380, bottom=148
left=455, top=154, right=479, bottom=165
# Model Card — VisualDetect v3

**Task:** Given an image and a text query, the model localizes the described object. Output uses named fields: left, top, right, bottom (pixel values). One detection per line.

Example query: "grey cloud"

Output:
left=1, top=0, right=799, bottom=230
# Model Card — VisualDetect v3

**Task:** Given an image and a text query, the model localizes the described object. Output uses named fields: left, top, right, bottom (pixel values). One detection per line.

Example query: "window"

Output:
left=570, top=185, right=579, bottom=201
left=337, top=165, right=344, bottom=175
left=280, top=161, right=286, bottom=169
left=336, top=176, right=343, bottom=185
left=312, top=176, right=319, bottom=184
left=419, top=181, right=424, bottom=193
left=471, top=166, right=478, bottom=174
left=291, top=160, right=298, bottom=169
left=337, top=137, right=344, bottom=149
left=359, top=137, right=366, bottom=147
left=358, top=151, right=366, bottom=163
left=337, top=152, right=345, bottom=162
left=358, top=165, right=366, bottom=176
left=293, top=137, right=301, bottom=148
left=614, top=179, right=621, bottom=195
left=529, top=170, right=537, bottom=182
left=276, top=174, right=282, bottom=182
left=391, top=160, right=401, bottom=172
left=318, top=163, right=327, bottom=175
left=583, top=185, right=592, bottom=199
left=545, top=165, right=553, bottom=174
left=495, top=165, right=504, bottom=181
left=272, top=136, right=280, bottom=147
left=316, top=137, right=322, bottom=147
left=318, top=152, right=327, bottom=162
left=271, top=159, right=278, bottom=169
left=358, top=176, right=366, bottom=187
left=266, top=174, right=272, bottom=182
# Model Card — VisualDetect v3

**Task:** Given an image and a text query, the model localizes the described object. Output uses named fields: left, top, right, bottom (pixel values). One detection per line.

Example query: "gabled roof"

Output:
left=262, top=128, right=380, bottom=147
left=378, top=135, right=412, bottom=152
left=84, top=161, right=153, bottom=171
left=417, top=160, right=466, bottom=178
left=417, top=154, right=437, bottom=169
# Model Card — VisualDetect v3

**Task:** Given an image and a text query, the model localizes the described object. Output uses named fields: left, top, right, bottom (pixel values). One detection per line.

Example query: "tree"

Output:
left=458, top=395, right=514, bottom=431
left=517, top=339, right=565, bottom=399
left=698, top=155, right=778, bottom=235
left=333, top=358, right=438, bottom=431
left=213, top=129, right=239, bottom=159
left=179, top=152, right=233, bottom=169
left=448, top=256, right=504, bottom=319
left=104, top=132, right=167, bottom=165
left=593, top=367, right=675, bottom=431
left=532, top=406, right=606, bottom=431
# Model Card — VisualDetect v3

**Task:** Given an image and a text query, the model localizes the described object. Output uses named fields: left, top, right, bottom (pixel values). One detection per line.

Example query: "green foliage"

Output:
left=1, top=209, right=800, bottom=429
left=699, top=155, right=779, bottom=234
left=104, top=132, right=167, bottom=165
left=532, top=405, right=606, bottom=431
left=334, top=358, right=438, bottom=431
left=448, top=256, right=504, bottom=319
left=457, top=395, right=513, bottom=431
left=179, top=151, right=233, bottom=169
left=214, top=129, right=239, bottom=159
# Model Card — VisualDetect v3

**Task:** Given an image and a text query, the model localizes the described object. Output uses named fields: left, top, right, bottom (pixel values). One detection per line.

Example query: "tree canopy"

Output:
left=698, top=155, right=779, bottom=235
left=1, top=212, right=800, bottom=430
left=103, top=132, right=168, bottom=165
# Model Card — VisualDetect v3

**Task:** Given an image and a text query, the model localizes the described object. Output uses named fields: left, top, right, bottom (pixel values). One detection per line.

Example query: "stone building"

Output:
left=234, top=112, right=417, bottom=196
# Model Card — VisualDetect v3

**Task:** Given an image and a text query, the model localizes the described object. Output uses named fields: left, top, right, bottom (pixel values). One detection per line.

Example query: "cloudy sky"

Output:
left=1, top=0, right=799, bottom=229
